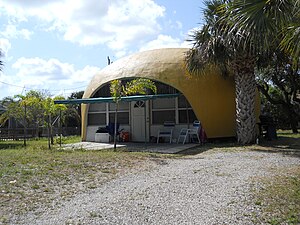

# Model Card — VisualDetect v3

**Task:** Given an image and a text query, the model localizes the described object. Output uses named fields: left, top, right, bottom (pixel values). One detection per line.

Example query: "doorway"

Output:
left=131, top=100, right=148, bottom=142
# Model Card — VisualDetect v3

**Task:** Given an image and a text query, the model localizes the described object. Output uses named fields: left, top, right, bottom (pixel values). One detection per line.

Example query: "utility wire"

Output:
left=0, top=80, right=25, bottom=88
left=0, top=80, right=87, bottom=93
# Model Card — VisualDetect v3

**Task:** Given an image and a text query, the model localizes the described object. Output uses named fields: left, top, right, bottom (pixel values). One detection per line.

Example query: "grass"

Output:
left=252, top=166, right=300, bottom=224
left=249, top=131, right=300, bottom=224
left=277, top=129, right=300, bottom=138
left=0, top=136, right=163, bottom=223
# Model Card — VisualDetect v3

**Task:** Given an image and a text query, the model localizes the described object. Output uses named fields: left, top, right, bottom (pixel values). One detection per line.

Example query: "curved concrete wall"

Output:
left=82, top=48, right=259, bottom=141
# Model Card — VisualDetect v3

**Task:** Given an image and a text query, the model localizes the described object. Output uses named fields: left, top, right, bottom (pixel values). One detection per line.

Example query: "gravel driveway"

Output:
left=13, top=148, right=300, bottom=225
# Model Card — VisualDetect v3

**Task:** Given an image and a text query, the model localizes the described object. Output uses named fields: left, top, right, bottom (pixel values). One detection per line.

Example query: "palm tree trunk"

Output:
left=233, top=58, right=257, bottom=144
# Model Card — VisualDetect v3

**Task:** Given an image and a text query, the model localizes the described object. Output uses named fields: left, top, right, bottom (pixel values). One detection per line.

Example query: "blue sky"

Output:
left=0, top=0, right=204, bottom=99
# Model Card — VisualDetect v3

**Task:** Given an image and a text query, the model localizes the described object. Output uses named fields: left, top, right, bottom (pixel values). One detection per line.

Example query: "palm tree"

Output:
left=223, top=0, right=299, bottom=61
left=186, top=0, right=298, bottom=144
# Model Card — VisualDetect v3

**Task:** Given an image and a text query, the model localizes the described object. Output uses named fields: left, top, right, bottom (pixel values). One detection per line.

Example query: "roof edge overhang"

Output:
left=54, top=93, right=180, bottom=105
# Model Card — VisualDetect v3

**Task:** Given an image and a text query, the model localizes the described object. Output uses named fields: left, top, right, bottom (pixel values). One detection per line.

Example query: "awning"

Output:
left=54, top=93, right=180, bottom=105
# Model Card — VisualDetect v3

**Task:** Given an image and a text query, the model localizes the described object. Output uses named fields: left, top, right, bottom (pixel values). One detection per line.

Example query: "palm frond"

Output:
left=186, top=0, right=231, bottom=76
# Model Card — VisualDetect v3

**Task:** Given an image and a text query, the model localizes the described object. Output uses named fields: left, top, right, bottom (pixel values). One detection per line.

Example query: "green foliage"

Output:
left=68, top=91, right=84, bottom=100
left=186, top=0, right=230, bottom=75
left=43, top=96, right=67, bottom=117
left=110, top=79, right=123, bottom=103
left=0, top=91, right=47, bottom=128
left=187, top=0, right=299, bottom=73
left=62, top=91, right=84, bottom=127
left=256, top=51, right=300, bottom=132
left=110, top=78, right=157, bottom=102
left=123, top=78, right=157, bottom=96
left=0, top=91, right=68, bottom=146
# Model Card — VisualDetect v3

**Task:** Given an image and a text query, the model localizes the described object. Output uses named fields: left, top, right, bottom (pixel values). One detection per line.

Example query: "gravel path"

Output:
left=14, top=149, right=300, bottom=225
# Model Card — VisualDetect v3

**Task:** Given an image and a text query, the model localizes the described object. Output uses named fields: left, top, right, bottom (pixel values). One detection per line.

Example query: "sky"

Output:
left=0, top=0, right=204, bottom=100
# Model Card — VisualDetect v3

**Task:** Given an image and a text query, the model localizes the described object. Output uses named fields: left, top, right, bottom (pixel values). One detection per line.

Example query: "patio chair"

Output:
left=177, top=128, right=189, bottom=144
left=177, top=120, right=201, bottom=144
left=188, top=120, right=201, bottom=143
left=157, top=121, right=175, bottom=143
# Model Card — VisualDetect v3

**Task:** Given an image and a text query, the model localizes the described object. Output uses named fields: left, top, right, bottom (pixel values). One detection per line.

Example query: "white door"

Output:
left=131, top=101, right=147, bottom=142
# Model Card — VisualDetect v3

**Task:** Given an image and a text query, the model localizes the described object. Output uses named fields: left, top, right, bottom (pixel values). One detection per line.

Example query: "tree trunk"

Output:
left=286, top=107, right=299, bottom=133
left=113, top=103, right=119, bottom=150
left=291, top=122, right=298, bottom=134
left=48, top=114, right=51, bottom=149
left=23, top=104, right=27, bottom=147
left=233, top=58, right=257, bottom=144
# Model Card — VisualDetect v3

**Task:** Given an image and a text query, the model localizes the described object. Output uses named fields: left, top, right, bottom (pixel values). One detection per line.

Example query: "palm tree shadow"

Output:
left=251, top=135, right=300, bottom=158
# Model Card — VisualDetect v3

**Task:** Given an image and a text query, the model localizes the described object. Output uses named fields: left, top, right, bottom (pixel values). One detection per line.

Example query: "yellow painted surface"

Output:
left=81, top=48, right=260, bottom=141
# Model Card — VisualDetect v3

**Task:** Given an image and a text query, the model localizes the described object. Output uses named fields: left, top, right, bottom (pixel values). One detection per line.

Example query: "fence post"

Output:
left=23, top=103, right=27, bottom=147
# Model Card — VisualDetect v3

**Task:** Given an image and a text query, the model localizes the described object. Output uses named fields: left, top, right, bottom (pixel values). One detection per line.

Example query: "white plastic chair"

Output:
left=177, top=120, right=201, bottom=144
left=157, top=121, right=175, bottom=143
left=177, top=128, right=189, bottom=144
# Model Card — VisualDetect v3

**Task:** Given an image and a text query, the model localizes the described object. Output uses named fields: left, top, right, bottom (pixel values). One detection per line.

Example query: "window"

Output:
left=88, top=113, right=106, bottom=125
left=152, top=98, right=175, bottom=109
left=109, top=102, right=129, bottom=110
left=178, top=110, right=197, bottom=124
left=89, top=103, right=106, bottom=112
left=178, top=95, right=197, bottom=123
left=152, top=98, right=175, bottom=124
left=152, top=111, right=175, bottom=124
left=109, top=112, right=129, bottom=124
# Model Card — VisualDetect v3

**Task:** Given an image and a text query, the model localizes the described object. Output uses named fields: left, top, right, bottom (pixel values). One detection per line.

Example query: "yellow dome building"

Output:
left=81, top=48, right=260, bottom=142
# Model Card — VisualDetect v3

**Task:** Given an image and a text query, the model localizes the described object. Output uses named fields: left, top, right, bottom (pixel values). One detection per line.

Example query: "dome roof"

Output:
left=83, top=48, right=189, bottom=98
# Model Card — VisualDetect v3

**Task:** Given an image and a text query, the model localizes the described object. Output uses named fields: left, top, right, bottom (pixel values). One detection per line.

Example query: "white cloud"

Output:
left=7, top=57, right=100, bottom=96
left=0, top=24, right=33, bottom=40
left=0, top=38, right=11, bottom=56
left=0, top=0, right=165, bottom=50
left=140, top=34, right=191, bottom=52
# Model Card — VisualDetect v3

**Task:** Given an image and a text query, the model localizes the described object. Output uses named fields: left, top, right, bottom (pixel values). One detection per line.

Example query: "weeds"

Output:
left=253, top=166, right=300, bottom=224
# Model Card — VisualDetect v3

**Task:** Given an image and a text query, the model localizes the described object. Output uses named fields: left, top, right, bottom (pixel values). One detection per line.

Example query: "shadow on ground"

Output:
left=252, top=136, right=300, bottom=158
left=177, top=135, right=300, bottom=158
left=177, top=140, right=238, bottom=155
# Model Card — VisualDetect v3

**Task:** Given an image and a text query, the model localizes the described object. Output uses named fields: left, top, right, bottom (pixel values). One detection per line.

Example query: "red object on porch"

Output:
left=120, top=131, right=130, bottom=142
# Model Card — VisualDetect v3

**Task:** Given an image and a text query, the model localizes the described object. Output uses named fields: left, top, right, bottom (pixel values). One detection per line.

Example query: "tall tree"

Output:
left=186, top=0, right=299, bottom=144
left=43, top=96, right=67, bottom=149
left=0, top=91, right=46, bottom=132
